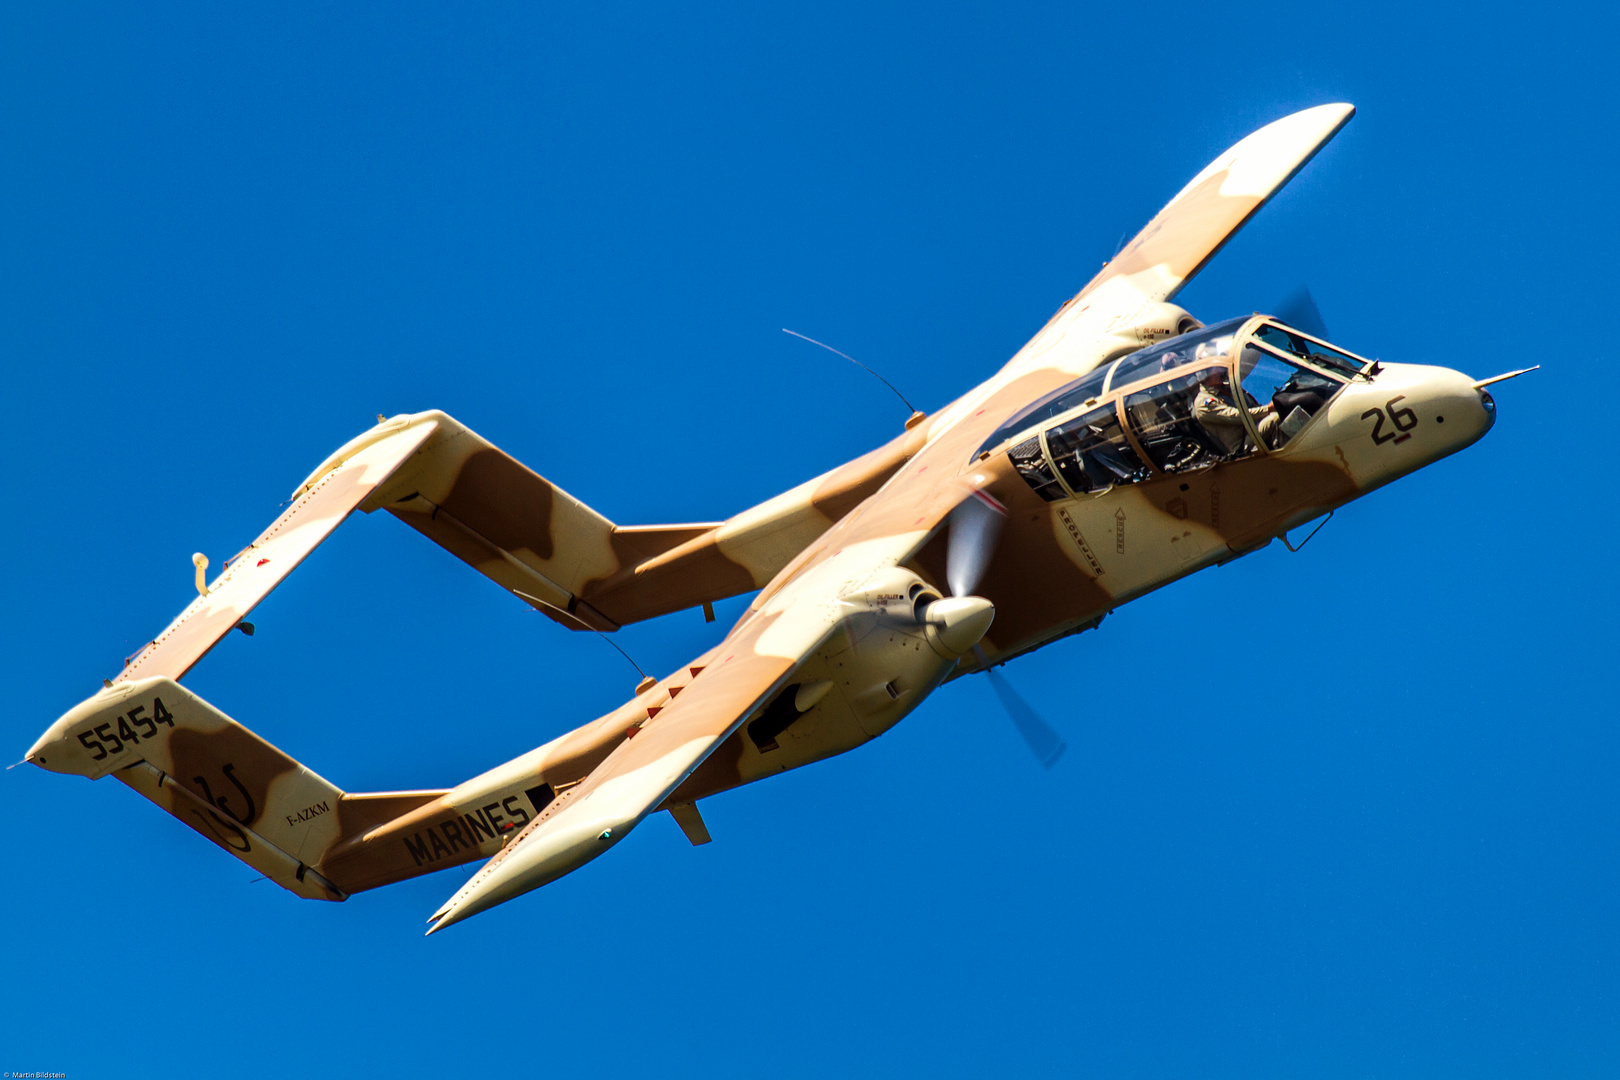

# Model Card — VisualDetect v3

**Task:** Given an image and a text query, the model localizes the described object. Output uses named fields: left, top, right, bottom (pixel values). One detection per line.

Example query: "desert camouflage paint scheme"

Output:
left=28, top=103, right=1502, bottom=933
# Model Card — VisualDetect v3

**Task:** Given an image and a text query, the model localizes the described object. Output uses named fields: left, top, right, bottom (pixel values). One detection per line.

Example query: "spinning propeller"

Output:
left=1275, top=285, right=1331, bottom=341
left=945, top=489, right=1068, bottom=769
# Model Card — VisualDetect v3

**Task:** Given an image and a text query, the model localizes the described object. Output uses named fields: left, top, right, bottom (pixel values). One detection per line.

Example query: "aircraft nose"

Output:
left=1423, top=369, right=1496, bottom=450
left=1442, top=375, right=1496, bottom=446
left=1306, top=363, right=1496, bottom=488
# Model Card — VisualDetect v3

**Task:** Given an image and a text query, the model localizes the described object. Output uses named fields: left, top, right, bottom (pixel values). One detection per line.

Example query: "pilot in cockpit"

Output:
left=1193, top=367, right=1278, bottom=456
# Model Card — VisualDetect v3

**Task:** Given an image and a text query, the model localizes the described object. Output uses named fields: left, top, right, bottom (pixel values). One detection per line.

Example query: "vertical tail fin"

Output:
left=26, top=678, right=444, bottom=900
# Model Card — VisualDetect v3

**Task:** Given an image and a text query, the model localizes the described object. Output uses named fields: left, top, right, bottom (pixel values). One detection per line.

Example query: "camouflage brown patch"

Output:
left=583, top=540, right=759, bottom=626
left=166, top=722, right=298, bottom=831
left=437, top=448, right=556, bottom=560
left=808, top=427, right=929, bottom=522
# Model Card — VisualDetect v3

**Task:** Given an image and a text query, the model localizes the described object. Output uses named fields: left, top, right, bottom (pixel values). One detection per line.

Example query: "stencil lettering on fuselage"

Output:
left=401, top=792, right=546, bottom=868
left=1055, top=506, right=1105, bottom=577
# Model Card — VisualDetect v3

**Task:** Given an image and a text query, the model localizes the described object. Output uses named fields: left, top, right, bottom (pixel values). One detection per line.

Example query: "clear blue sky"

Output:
left=3, top=3, right=1613, bottom=1077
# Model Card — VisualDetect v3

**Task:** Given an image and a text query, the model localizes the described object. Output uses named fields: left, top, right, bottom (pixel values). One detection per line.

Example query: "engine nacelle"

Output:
left=1123, top=300, right=1201, bottom=345
left=825, top=568, right=994, bottom=738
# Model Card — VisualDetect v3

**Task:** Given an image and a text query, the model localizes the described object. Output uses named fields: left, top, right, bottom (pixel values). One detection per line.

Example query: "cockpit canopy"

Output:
left=980, top=315, right=1374, bottom=502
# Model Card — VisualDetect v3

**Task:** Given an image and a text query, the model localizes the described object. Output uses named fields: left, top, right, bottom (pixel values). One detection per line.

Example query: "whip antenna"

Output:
left=513, top=590, right=657, bottom=693
left=782, top=328, right=921, bottom=419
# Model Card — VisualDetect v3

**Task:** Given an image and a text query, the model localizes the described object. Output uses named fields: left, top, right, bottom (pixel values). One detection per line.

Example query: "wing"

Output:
left=422, top=106, right=1363, bottom=928
left=1083, top=103, right=1355, bottom=308
left=996, top=104, right=1356, bottom=385
left=424, top=483, right=971, bottom=932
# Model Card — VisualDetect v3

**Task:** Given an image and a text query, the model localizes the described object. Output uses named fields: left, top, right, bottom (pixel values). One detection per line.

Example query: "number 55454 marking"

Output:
left=1363, top=395, right=1418, bottom=445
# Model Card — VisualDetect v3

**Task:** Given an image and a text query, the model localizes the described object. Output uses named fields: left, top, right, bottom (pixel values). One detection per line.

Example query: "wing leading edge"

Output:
left=996, top=103, right=1356, bottom=385
left=1084, top=103, right=1355, bottom=307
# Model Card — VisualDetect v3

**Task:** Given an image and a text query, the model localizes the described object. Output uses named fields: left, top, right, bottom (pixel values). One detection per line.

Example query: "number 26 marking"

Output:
left=1363, top=395, right=1418, bottom=445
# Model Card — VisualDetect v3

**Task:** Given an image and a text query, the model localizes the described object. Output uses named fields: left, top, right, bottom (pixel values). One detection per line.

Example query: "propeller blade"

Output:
left=987, top=667, right=1066, bottom=769
left=947, top=490, right=1008, bottom=598
left=1275, top=285, right=1331, bottom=341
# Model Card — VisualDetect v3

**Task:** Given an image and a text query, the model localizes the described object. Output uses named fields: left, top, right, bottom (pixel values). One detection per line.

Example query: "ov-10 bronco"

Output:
left=27, top=104, right=1522, bottom=934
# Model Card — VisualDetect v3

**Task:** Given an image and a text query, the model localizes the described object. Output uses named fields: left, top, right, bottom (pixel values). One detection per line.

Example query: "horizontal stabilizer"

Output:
left=367, top=415, right=720, bottom=631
